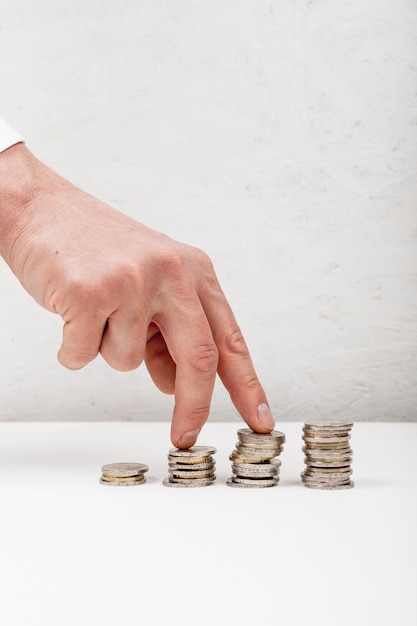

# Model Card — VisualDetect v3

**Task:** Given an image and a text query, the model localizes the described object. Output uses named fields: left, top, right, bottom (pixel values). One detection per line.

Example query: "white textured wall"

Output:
left=0, top=0, right=416, bottom=422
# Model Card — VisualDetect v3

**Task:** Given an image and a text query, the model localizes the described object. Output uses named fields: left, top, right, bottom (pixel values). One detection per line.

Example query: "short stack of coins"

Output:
left=226, top=428, right=286, bottom=488
left=100, top=462, right=149, bottom=486
left=301, top=419, right=354, bottom=490
left=163, top=445, right=217, bottom=488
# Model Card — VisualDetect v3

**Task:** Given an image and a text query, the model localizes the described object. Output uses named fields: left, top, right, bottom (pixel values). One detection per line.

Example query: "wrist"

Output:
left=0, top=144, right=64, bottom=263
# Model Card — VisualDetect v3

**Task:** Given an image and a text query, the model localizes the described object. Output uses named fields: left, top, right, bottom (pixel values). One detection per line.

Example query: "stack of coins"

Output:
left=99, top=462, right=149, bottom=487
left=227, top=428, right=286, bottom=488
left=301, top=420, right=354, bottom=490
left=163, top=445, right=217, bottom=488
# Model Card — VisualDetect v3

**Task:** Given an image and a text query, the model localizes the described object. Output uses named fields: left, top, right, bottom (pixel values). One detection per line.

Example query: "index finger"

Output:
left=199, top=283, right=275, bottom=434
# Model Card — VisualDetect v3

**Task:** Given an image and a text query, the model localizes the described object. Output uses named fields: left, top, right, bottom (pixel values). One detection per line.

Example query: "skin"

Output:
left=0, top=143, right=275, bottom=447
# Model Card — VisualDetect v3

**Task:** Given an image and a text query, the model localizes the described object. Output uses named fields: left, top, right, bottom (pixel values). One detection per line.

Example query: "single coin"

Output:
left=303, top=425, right=351, bottom=432
left=226, top=477, right=278, bottom=488
left=101, top=462, right=149, bottom=477
left=101, top=474, right=146, bottom=484
left=169, top=469, right=216, bottom=479
left=304, top=459, right=351, bottom=468
left=231, top=475, right=279, bottom=486
left=169, top=475, right=216, bottom=484
left=232, top=459, right=281, bottom=471
left=305, top=465, right=352, bottom=474
left=232, top=467, right=279, bottom=478
left=303, top=481, right=355, bottom=490
left=235, top=445, right=280, bottom=457
left=303, top=452, right=352, bottom=461
left=303, top=432, right=350, bottom=440
left=229, top=453, right=267, bottom=464
left=168, top=446, right=217, bottom=458
left=303, top=435, right=350, bottom=444
left=237, top=428, right=286, bottom=444
left=168, top=461, right=216, bottom=471
left=304, top=419, right=353, bottom=429
left=233, top=460, right=280, bottom=472
left=162, top=477, right=215, bottom=488
left=99, top=477, right=146, bottom=486
left=306, top=442, right=348, bottom=450
left=301, top=476, right=352, bottom=486
left=302, top=446, right=352, bottom=458
left=301, top=468, right=352, bottom=478
left=168, top=454, right=213, bottom=464
left=235, top=440, right=282, bottom=451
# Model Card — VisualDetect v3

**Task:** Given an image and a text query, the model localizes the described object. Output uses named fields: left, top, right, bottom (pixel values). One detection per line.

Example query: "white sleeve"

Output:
left=0, top=118, right=24, bottom=153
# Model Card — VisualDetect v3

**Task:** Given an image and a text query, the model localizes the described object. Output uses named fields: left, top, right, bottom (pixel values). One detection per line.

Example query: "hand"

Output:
left=0, top=143, right=275, bottom=447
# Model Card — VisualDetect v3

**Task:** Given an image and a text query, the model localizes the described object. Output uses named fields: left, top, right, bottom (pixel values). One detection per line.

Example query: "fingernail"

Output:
left=177, top=428, right=200, bottom=449
left=257, top=402, right=275, bottom=430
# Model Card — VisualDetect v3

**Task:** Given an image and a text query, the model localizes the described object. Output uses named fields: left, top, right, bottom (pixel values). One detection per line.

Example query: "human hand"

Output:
left=0, top=144, right=275, bottom=447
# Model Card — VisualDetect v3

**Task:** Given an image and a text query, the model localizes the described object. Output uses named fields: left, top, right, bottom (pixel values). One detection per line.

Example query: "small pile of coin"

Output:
left=227, top=428, right=286, bottom=488
left=99, top=462, right=149, bottom=487
left=301, top=420, right=354, bottom=490
left=163, top=445, right=217, bottom=488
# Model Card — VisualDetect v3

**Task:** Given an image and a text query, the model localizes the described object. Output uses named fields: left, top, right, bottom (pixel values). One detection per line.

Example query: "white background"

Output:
left=0, top=0, right=416, bottom=422
left=0, top=421, right=416, bottom=625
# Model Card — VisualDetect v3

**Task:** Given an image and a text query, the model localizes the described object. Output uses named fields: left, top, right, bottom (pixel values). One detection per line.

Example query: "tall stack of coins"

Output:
left=227, top=428, right=286, bottom=488
left=163, top=445, right=217, bottom=488
left=301, top=420, right=354, bottom=490
left=100, top=462, right=149, bottom=486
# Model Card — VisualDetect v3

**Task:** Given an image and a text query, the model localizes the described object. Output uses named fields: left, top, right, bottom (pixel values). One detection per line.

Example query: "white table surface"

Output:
left=0, top=421, right=416, bottom=626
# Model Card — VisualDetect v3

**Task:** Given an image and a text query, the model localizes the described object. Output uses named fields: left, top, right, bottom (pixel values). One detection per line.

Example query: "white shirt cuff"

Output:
left=0, top=118, right=25, bottom=153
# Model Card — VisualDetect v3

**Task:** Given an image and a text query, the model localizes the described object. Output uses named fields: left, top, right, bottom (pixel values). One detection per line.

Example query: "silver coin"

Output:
left=99, top=477, right=146, bottom=486
left=305, top=465, right=352, bottom=473
left=169, top=469, right=216, bottom=479
left=301, top=474, right=351, bottom=485
left=304, top=459, right=351, bottom=468
left=229, top=453, right=267, bottom=464
left=101, top=473, right=146, bottom=483
left=237, top=428, right=286, bottom=444
left=162, top=477, right=215, bottom=488
left=303, top=424, right=352, bottom=437
left=101, top=462, right=149, bottom=477
left=167, top=455, right=213, bottom=465
left=169, top=475, right=216, bottom=484
left=303, top=434, right=350, bottom=444
left=302, top=473, right=352, bottom=485
left=226, top=477, right=278, bottom=488
left=231, top=475, right=279, bottom=486
left=232, top=459, right=281, bottom=471
left=301, top=467, right=352, bottom=477
left=232, top=467, right=279, bottom=478
left=236, top=439, right=283, bottom=450
left=303, top=481, right=355, bottom=490
left=168, top=446, right=217, bottom=458
left=235, top=445, right=280, bottom=457
left=168, top=461, right=216, bottom=471
left=300, top=441, right=349, bottom=452
left=304, top=419, right=353, bottom=430
left=302, top=446, right=352, bottom=458
left=301, top=469, right=352, bottom=479
left=232, top=460, right=280, bottom=471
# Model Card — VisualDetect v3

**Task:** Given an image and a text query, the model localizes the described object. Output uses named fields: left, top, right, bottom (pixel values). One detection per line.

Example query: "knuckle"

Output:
left=189, top=343, right=219, bottom=374
left=185, top=404, right=211, bottom=427
left=158, top=243, right=214, bottom=282
left=225, top=328, right=249, bottom=356
left=158, top=245, right=188, bottom=279
left=241, top=374, right=261, bottom=392
left=192, top=246, right=214, bottom=271
left=58, top=349, right=97, bottom=370
left=101, top=348, right=143, bottom=372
